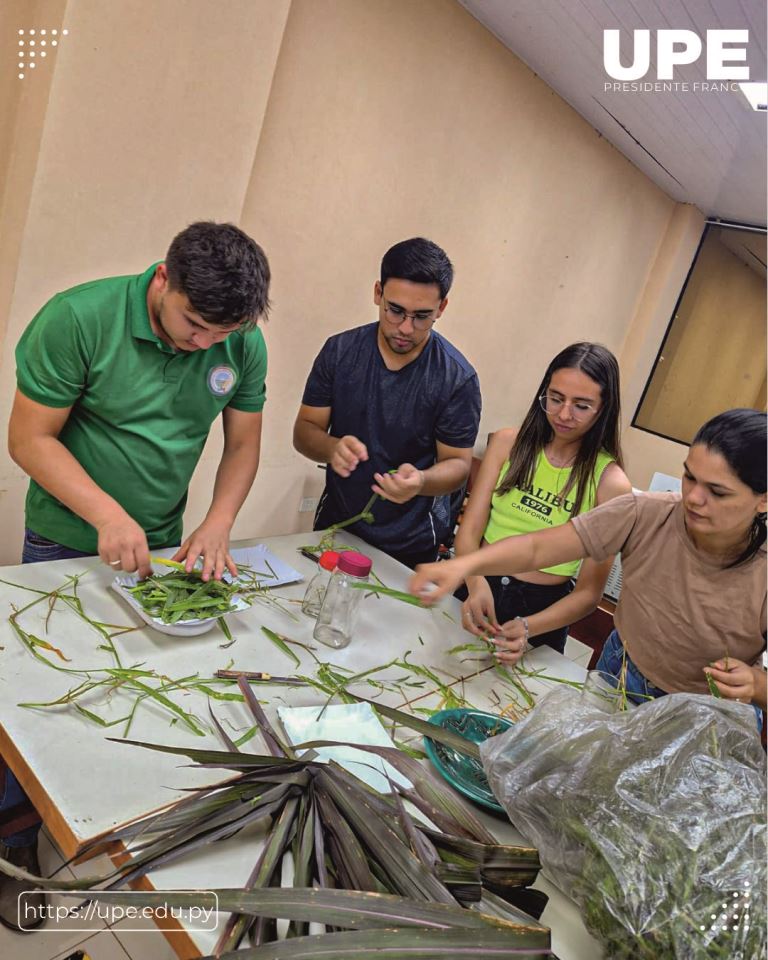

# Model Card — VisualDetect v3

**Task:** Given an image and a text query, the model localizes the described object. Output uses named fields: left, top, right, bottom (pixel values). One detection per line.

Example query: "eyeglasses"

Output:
left=539, top=393, right=599, bottom=421
left=381, top=297, right=438, bottom=331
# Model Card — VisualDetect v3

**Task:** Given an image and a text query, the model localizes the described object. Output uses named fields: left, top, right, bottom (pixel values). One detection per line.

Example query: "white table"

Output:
left=0, top=533, right=601, bottom=959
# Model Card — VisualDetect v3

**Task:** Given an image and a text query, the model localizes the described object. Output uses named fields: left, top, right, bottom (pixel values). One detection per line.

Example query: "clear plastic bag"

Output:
left=481, top=686, right=766, bottom=959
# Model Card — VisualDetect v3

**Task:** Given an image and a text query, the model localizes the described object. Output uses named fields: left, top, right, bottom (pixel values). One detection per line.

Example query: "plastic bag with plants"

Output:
left=481, top=686, right=766, bottom=960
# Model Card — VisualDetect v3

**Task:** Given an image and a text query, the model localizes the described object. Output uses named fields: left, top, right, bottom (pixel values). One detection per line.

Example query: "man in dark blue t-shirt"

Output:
left=293, top=237, right=481, bottom=568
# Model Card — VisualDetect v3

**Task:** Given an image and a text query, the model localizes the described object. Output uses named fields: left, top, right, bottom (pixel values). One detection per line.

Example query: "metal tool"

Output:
left=215, top=669, right=310, bottom=685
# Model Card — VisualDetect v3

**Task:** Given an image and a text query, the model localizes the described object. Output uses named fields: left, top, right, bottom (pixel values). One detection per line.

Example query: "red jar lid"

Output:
left=318, top=550, right=340, bottom=572
left=337, top=550, right=372, bottom=578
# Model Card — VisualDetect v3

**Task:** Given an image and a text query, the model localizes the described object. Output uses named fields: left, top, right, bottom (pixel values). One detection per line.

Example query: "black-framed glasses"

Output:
left=381, top=297, right=438, bottom=331
left=539, top=393, right=599, bottom=421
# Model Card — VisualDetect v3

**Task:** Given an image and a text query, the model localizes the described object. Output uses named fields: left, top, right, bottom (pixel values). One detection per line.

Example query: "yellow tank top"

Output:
left=484, top=449, right=614, bottom=577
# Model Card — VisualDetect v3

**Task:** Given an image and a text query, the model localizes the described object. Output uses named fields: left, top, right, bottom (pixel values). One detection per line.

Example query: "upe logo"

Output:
left=603, top=29, right=750, bottom=81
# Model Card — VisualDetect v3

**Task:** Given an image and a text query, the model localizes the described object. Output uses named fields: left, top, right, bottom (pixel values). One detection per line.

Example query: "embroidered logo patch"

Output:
left=207, top=365, right=237, bottom=396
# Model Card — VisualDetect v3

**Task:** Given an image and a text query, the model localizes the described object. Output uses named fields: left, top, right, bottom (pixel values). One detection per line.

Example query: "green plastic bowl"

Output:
left=423, top=708, right=514, bottom=812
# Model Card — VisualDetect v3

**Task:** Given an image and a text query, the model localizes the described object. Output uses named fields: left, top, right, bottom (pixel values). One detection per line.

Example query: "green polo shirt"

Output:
left=15, top=263, right=267, bottom=552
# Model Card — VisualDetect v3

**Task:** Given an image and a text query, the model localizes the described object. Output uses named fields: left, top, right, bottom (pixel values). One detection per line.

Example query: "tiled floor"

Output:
left=1, top=635, right=593, bottom=960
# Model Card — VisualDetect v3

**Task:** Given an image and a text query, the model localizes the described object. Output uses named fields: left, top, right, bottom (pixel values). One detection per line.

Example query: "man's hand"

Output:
left=461, top=577, right=500, bottom=638
left=96, top=513, right=152, bottom=578
left=372, top=463, right=425, bottom=504
left=331, top=436, right=368, bottom=478
left=172, top=518, right=236, bottom=582
left=491, top=619, right=528, bottom=666
left=705, top=658, right=766, bottom=706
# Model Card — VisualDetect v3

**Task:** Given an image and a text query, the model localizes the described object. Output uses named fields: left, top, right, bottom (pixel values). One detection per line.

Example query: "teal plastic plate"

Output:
left=423, top=708, right=514, bottom=812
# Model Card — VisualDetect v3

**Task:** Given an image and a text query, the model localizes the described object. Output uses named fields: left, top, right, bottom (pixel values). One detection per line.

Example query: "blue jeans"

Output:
left=596, top=629, right=667, bottom=704
left=1, top=531, right=94, bottom=848
left=21, top=528, right=94, bottom=564
left=597, top=629, right=763, bottom=730
left=0, top=767, right=39, bottom=848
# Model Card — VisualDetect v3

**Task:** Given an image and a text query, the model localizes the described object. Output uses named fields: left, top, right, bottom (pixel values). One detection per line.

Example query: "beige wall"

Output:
left=0, top=0, right=707, bottom=564
left=635, top=229, right=766, bottom=444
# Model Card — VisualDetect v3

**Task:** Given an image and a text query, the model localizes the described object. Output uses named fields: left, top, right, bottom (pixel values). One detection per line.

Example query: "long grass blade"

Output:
left=108, top=737, right=303, bottom=768
left=261, top=626, right=301, bottom=668
left=58, top=887, right=523, bottom=931
left=343, top=696, right=481, bottom=761
left=317, top=769, right=455, bottom=905
left=237, top=676, right=295, bottom=758
left=202, top=926, right=552, bottom=958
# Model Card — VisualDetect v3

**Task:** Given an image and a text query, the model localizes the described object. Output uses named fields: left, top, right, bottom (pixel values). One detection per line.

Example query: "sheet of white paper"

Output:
left=230, top=544, right=303, bottom=588
left=277, top=702, right=412, bottom=794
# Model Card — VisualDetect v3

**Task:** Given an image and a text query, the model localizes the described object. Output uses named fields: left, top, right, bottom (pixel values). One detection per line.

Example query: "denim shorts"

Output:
left=456, top=575, right=574, bottom=654
left=596, top=629, right=667, bottom=703
left=597, top=629, right=763, bottom=730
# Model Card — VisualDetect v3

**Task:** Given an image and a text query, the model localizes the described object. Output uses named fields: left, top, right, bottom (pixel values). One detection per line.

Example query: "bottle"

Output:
left=313, top=550, right=372, bottom=649
left=300, top=550, right=341, bottom=618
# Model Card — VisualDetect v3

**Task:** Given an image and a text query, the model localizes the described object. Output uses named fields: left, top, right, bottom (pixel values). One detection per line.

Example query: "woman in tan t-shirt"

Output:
left=411, top=409, right=767, bottom=713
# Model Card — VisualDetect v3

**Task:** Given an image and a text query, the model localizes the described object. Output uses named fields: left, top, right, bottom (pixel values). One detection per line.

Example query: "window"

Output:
left=634, top=223, right=766, bottom=444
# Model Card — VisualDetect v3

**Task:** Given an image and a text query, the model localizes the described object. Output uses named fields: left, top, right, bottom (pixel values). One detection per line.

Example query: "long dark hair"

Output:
left=496, top=342, right=623, bottom=516
left=692, top=408, right=767, bottom=567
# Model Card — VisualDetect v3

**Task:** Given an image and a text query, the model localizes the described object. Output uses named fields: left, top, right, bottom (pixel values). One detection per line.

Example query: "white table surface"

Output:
left=0, top=532, right=601, bottom=959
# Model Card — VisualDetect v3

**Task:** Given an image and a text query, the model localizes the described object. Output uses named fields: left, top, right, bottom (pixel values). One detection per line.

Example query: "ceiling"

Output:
left=459, top=0, right=767, bottom=227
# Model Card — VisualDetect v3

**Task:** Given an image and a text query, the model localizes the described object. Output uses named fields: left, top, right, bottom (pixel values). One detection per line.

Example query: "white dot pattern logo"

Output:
left=701, top=881, right=752, bottom=946
left=16, top=27, right=69, bottom=77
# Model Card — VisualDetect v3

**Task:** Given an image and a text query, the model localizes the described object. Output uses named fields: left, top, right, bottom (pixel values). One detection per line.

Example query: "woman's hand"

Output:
left=409, top=557, right=473, bottom=604
left=491, top=618, right=529, bottom=666
left=705, top=658, right=767, bottom=708
left=461, top=577, right=501, bottom=637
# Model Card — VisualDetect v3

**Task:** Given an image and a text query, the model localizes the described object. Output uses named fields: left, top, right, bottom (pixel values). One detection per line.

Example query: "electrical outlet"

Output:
left=299, top=497, right=319, bottom=513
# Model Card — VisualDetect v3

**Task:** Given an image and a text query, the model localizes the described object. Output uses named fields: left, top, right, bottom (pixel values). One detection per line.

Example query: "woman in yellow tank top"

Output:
left=455, top=342, right=631, bottom=659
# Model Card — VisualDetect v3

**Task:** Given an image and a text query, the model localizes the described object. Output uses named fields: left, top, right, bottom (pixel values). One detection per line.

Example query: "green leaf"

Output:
left=108, top=737, right=304, bottom=768
left=261, top=626, right=301, bottom=668
left=205, top=926, right=551, bottom=958
left=705, top=670, right=723, bottom=698
left=295, top=739, right=495, bottom=846
left=314, top=786, right=379, bottom=892
left=60, top=887, right=525, bottom=932
left=316, top=769, right=456, bottom=905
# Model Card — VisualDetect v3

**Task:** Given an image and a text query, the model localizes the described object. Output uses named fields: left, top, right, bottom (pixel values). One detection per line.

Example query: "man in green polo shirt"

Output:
left=10, top=220, right=270, bottom=582
left=1, top=222, right=270, bottom=930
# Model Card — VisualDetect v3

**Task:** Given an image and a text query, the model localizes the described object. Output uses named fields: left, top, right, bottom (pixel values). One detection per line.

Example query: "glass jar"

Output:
left=312, top=550, right=372, bottom=649
left=300, top=550, right=340, bottom=618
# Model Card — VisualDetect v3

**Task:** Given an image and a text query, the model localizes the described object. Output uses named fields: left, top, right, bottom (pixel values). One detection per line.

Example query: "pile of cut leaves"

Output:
left=1, top=689, right=550, bottom=958
left=127, top=568, right=241, bottom=624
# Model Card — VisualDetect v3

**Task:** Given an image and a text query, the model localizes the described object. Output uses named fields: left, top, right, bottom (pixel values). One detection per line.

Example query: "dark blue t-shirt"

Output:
left=302, top=323, right=481, bottom=556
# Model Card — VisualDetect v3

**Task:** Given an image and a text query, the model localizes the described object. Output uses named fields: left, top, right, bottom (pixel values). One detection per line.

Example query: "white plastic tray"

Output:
left=111, top=574, right=250, bottom=637
left=110, top=544, right=302, bottom=637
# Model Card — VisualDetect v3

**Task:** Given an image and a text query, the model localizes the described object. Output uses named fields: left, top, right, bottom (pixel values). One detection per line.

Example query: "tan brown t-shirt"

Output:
left=571, top=492, right=767, bottom=694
